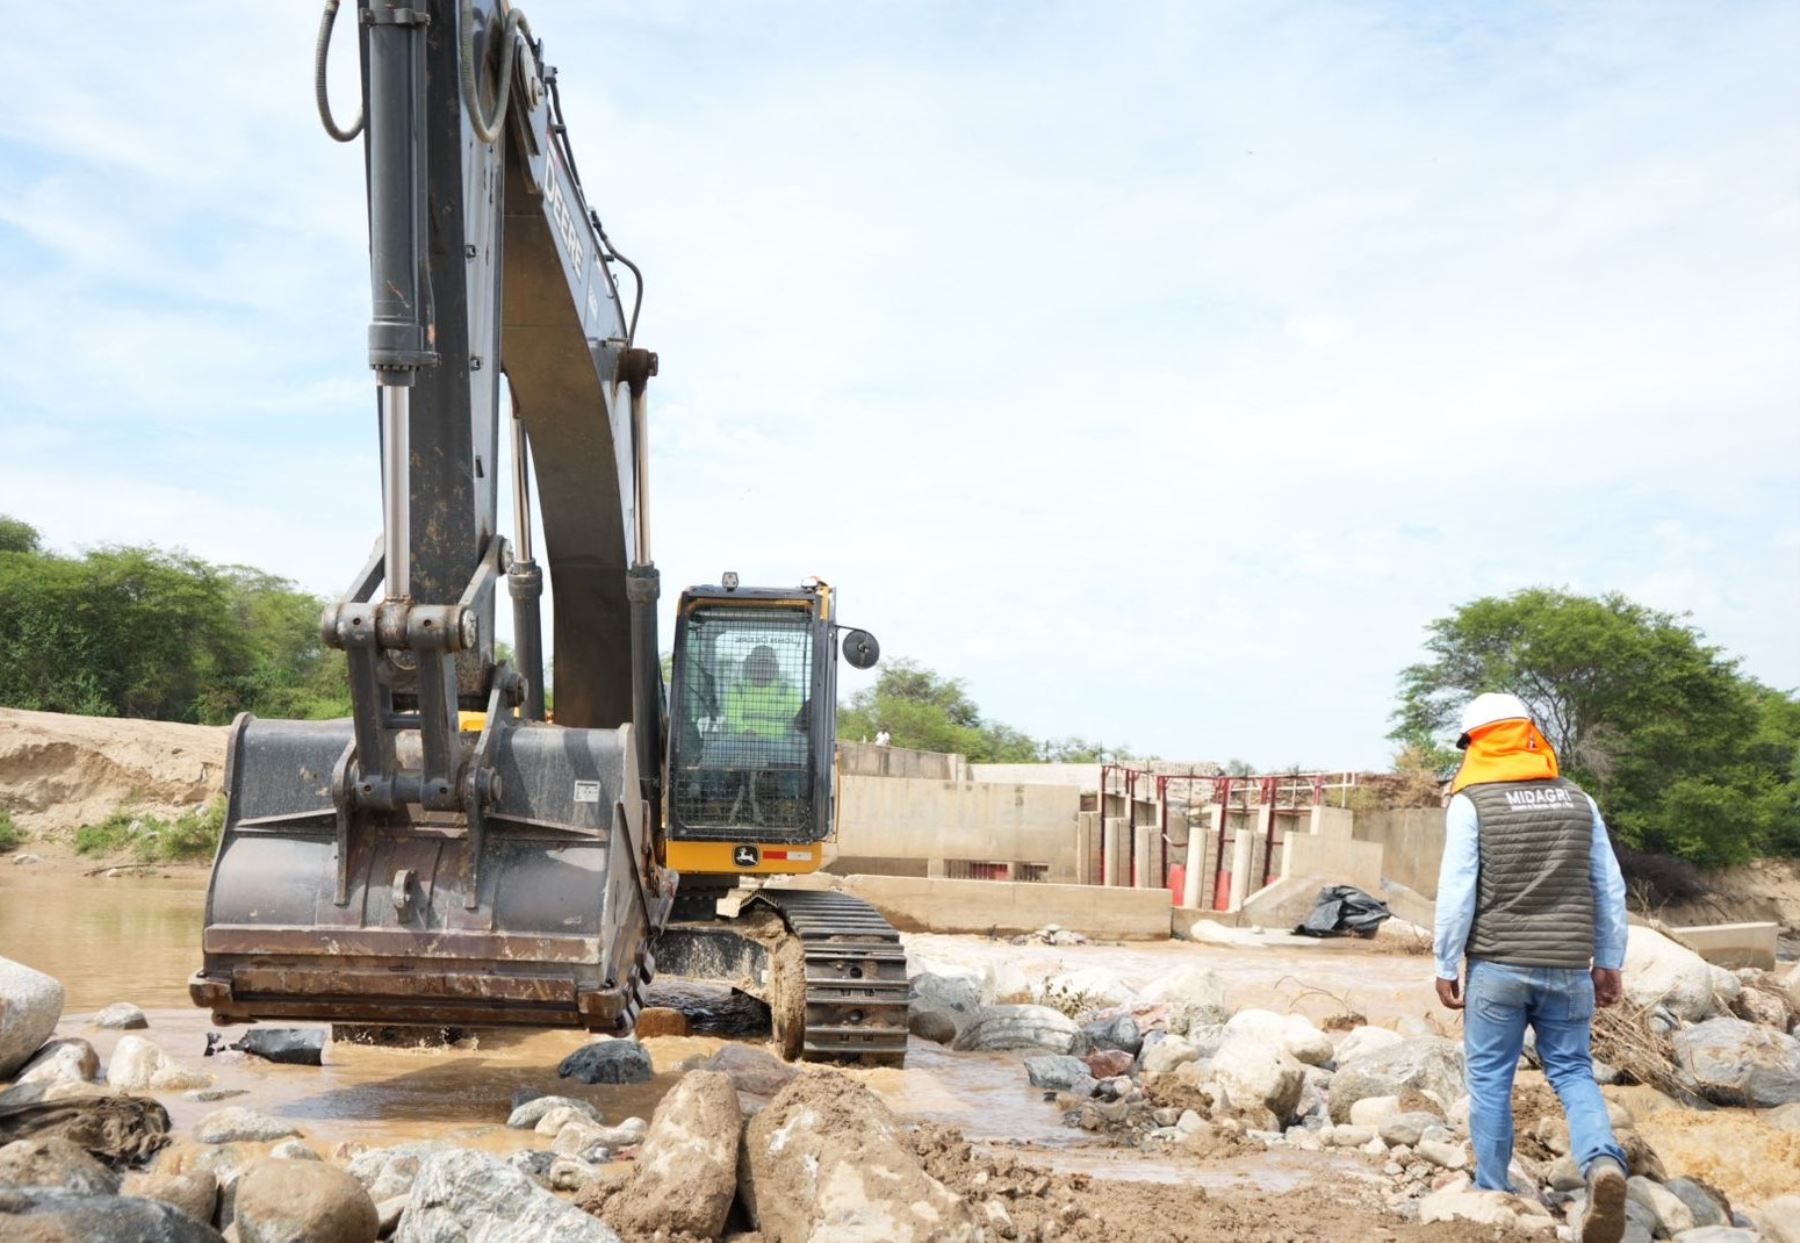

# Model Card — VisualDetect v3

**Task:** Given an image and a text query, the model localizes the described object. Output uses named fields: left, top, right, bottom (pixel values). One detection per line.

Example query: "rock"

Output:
left=1084, top=1048, right=1135, bottom=1079
left=1625, top=1175, right=1695, bottom=1237
left=13, top=1037, right=100, bottom=1088
left=740, top=1070, right=975, bottom=1242
left=1024, top=1054, right=1091, bottom=1090
left=232, top=1158, right=379, bottom=1243
left=375, top=1195, right=406, bottom=1237
left=108, top=1035, right=212, bottom=1091
left=1209, top=1036, right=1306, bottom=1126
left=124, top=1170, right=220, bottom=1227
left=185, top=1089, right=248, bottom=1103
left=1674, top=1017, right=1800, bottom=1107
left=1349, top=1095, right=1401, bottom=1128
left=985, top=958, right=1034, bottom=1005
left=1082, top=1012, right=1143, bottom=1056
left=1035, top=967, right=1135, bottom=1012
left=1379, top=1111, right=1445, bottom=1148
left=1326, top=1125, right=1374, bottom=1147
left=577, top=1072, right=738, bottom=1240
left=1663, top=1178, right=1729, bottom=1231
left=0, top=956, right=64, bottom=1079
left=951, top=1005, right=1083, bottom=1054
left=557, top=1039, right=653, bottom=1086
left=1757, top=1196, right=1800, bottom=1243
left=1224, top=1009, right=1335, bottom=1066
left=346, top=1143, right=450, bottom=1203
left=0, top=1136, right=121, bottom=1195
left=908, top=1010, right=957, bottom=1044
left=910, top=968, right=984, bottom=1019
left=1786, top=961, right=1800, bottom=1010
left=1767, top=1101, right=1800, bottom=1131
left=695, top=1044, right=801, bottom=1097
left=11, top=853, right=42, bottom=866
left=632, top=1007, right=690, bottom=1039
left=1140, top=1033, right=1200, bottom=1075
left=1625, top=927, right=1727, bottom=1023
left=1140, top=965, right=1231, bottom=1023
left=1420, top=1175, right=1554, bottom=1232
left=395, top=1147, right=620, bottom=1243
left=505, top=1095, right=602, bottom=1130
left=547, top=1157, right=594, bottom=1192
left=1329, top=1037, right=1466, bottom=1123
left=0, top=1187, right=224, bottom=1241
left=533, top=1105, right=597, bottom=1137
left=1733, top=986, right=1791, bottom=1030
left=1547, top=1156, right=1585, bottom=1191
left=506, top=1149, right=554, bottom=1186
left=1417, top=1137, right=1468, bottom=1170
left=1335, top=1024, right=1404, bottom=1065
left=267, top=1141, right=317, bottom=1162
left=1670, top=1229, right=1758, bottom=1242
left=195, top=1108, right=300, bottom=1145
left=550, top=1120, right=608, bottom=1156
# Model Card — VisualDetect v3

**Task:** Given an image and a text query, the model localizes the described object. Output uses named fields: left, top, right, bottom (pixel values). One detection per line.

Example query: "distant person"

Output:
left=875, top=729, right=891, bottom=747
left=1433, top=692, right=1630, bottom=1243
left=726, top=645, right=802, bottom=739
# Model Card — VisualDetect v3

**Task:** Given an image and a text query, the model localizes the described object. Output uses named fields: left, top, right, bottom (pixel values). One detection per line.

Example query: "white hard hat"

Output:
left=1457, top=692, right=1532, bottom=747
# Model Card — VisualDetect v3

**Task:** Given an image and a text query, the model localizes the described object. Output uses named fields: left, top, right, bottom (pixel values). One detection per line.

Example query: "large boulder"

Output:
left=1625, top=927, right=1726, bottom=1022
left=984, top=958, right=1034, bottom=1005
left=695, top=1043, right=801, bottom=1098
left=1139, top=965, right=1231, bottom=1025
left=0, top=1187, right=224, bottom=1241
left=557, top=1039, right=652, bottom=1086
left=1627, top=1175, right=1696, bottom=1237
left=1224, top=1009, right=1334, bottom=1067
left=505, top=1095, right=602, bottom=1130
left=395, top=1148, right=619, bottom=1243
left=909, top=968, right=984, bottom=1022
left=1024, top=1055, right=1091, bottom=1091
left=12, top=1038, right=99, bottom=1089
left=1334, top=1025, right=1404, bottom=1064
left=107, top=1036, right=211, bottom=1091
left=0, top=1136, right=120, bottom=1196
left=577, top=1071, right=738, bottom=1240
left=1140, top=1033, right=1201, bottom=1076
left=1674, top=1018, right=1800, bottom=1108
left=1785, top=961, right=1800, bottom=1010
left=235, top=1158, right=379, bottom=1243
left=0, top=956, right=64, bottom=1080
left=122, top=1170, right=219, bottom=1228
left=1081, top=1012, right=1143, bottom=1056
left=1034, top=967, right=1135, bottom=1013
left=740, top=1071, right=975, bottom=1243
left=1208, top=1036, right=1305, bottom=1127
left=1419, top=1175, right=1555, bottom=1234
left=1329, top=1036, right=1466, bottom=1123
left=951, top=1005, right=1083, bottom=1054
left=345, top=1142, right=451, bottom=1203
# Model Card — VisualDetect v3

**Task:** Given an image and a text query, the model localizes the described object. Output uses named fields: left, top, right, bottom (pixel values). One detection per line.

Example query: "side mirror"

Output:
left=841, top=629, right=880, bottom=670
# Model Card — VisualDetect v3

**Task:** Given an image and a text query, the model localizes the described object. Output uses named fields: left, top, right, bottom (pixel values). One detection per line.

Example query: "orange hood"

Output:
left=1450, top=718, right=1559, bottom=793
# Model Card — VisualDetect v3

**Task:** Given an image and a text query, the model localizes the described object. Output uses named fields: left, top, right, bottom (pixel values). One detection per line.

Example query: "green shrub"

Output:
left=75, top=800, right=226, bottom=863
left=0, top=809, right=19, bottom=852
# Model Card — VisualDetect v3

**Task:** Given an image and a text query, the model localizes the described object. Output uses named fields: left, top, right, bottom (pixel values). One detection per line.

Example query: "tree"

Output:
left=839, top=658, right=1044, bottom=763
left=0, top=516, right=40, bottom=554
left=1392, top=588, right=1800, bottom=866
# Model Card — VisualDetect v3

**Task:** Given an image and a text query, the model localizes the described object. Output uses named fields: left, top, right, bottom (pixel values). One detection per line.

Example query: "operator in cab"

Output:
left=726, top=645, right=804, bottom=738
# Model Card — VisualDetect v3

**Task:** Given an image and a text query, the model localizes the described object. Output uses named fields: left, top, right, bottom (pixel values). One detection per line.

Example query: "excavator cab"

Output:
left=663, top=582, right=875, bottom=872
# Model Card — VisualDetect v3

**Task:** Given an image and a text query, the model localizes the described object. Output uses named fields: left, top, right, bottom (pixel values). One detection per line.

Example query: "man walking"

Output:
left=1433, top=692, right=1631, bottom=1243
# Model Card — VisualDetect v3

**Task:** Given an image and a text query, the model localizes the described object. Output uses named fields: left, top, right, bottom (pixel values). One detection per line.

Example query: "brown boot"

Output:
left=1581, top=1157, right=1627, bottom=1243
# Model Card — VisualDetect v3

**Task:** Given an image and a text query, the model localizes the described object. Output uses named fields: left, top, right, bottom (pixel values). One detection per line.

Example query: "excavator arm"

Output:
left=190, top=0, right=671, bottom=1033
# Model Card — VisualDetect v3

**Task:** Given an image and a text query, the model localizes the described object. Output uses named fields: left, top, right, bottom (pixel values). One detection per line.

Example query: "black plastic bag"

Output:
left=1294, top=885, right=1392, bottom=938
left=204, top=1028, right=325, bottom=1066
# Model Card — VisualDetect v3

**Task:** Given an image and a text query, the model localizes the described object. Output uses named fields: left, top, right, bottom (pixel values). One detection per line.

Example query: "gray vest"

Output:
left=1463, top=776, right=1595, bottom=969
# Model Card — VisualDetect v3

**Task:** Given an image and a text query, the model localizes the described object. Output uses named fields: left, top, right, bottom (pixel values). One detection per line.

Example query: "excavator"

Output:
left=187, top=0, right=908, bottom=1065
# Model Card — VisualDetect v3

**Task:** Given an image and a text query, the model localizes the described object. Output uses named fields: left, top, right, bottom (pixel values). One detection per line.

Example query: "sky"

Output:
left=1, top=1, right=1796, bottom=770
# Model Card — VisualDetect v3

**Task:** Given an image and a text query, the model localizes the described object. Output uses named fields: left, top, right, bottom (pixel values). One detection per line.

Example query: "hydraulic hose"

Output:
left=314, top=0, right=364, bottom=143
left=460, top=0, right=533, bottom=146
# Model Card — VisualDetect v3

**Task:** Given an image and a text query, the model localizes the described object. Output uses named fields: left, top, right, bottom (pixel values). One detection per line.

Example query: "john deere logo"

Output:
left=733, top=845, right=760, bottom=867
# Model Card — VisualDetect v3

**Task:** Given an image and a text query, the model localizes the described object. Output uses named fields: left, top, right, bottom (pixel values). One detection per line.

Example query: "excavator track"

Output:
left=756, top=889, right=910, bottom=1066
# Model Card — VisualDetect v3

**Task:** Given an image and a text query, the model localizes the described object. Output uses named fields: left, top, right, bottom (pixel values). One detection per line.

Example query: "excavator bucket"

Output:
left=190, top=714, right=665, bottom=1033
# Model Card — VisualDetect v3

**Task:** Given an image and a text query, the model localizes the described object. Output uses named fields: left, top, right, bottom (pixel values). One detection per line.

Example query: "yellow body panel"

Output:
left=664, top=839, right=826, bottom=876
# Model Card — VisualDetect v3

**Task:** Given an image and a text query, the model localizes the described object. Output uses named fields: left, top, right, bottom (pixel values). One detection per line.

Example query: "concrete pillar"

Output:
left=1076, top=810, right=1101, bottom=885
left=1182, top=804, right=1222, bottom=908
left=1102, top=817, right=1129, bottom=887
left=927, top=858, right=947, bottom=879
left=1133, top=825, right=1160, bottom=889
left=1227, top=820, right=1256, bottom=910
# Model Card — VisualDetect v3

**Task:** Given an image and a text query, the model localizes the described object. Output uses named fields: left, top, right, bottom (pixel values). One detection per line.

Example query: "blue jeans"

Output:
left=1463, top=959, right=1627, bottom=1191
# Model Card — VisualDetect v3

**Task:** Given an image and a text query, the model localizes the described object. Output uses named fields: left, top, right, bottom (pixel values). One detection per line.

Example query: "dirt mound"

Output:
left=1659, top=858, right=1800, bottom=932
left=0, top=709, right=225, bottom=834
left=908, top=1123, right=1503, bottom=1243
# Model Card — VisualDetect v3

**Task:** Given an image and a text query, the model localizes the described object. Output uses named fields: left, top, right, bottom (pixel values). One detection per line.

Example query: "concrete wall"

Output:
left=1353, top=807, right=1446, bottom=898
left=838, top=874, right=1173, bottom=940
left=1238, top=806, right=1388, bottom=929
left=831, top=773, right=1084, bottom=881
left=1668, top=921, right=1780, bottom=971
left=839, top=742, right=968, bottom=781
left=969, top=762, right=1101, bottom=790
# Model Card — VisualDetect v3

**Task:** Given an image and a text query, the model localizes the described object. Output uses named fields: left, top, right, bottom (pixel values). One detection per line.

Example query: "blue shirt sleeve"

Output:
left=1433, top=793, right=1480, bottom=981
left=1589, top=796, right=1628, bottom=970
